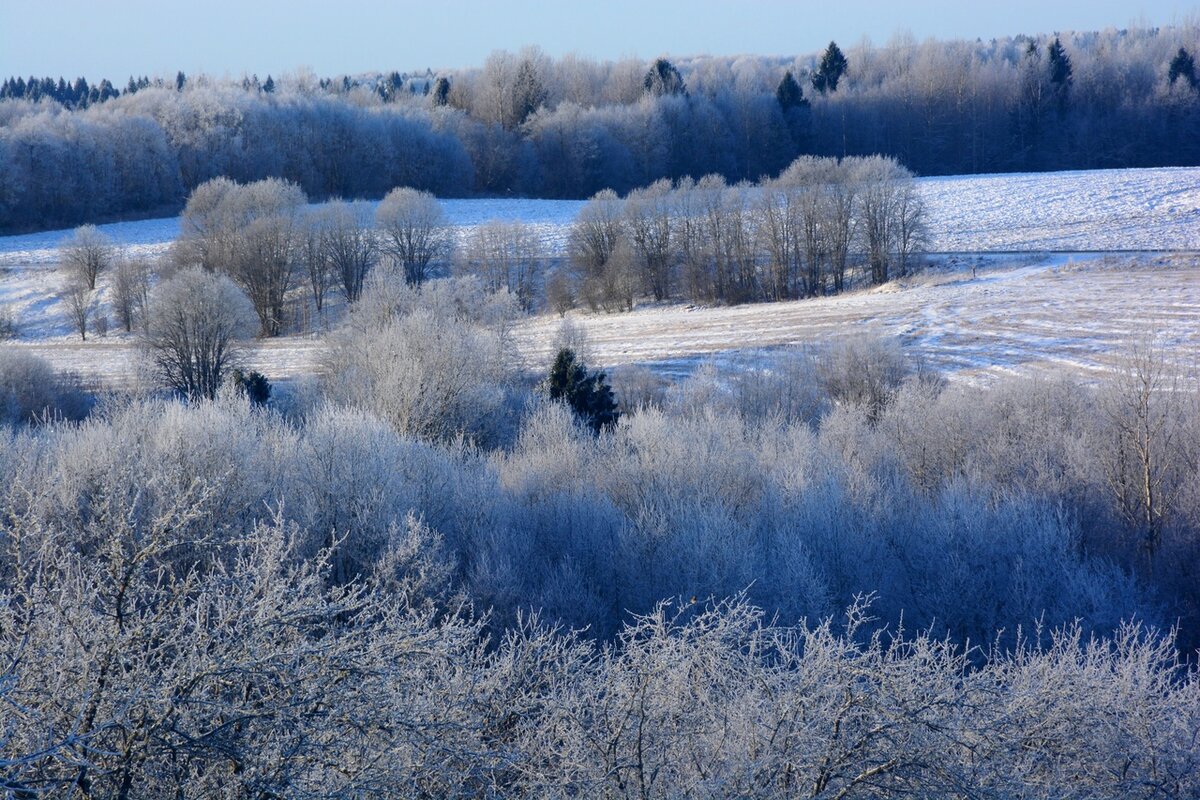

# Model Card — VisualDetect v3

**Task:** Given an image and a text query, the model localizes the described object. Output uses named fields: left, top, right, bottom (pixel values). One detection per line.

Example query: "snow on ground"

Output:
left=516, top=254, right=1200, bottom=385
left=919, top=168, right=1200, bottom=252
left=0, top=167, right=1198, bottom=387
left=7, top=254, right=1198, bottom=390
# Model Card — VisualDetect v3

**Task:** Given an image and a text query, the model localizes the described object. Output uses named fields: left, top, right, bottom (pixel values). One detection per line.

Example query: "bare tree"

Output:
left=61, top=225, right=113, bottom=290
left=569, top=189, right=624, bottom=310
left=232, top=214, right=298, bottom=336
left=456, top=220, right=543, bottom=309
left=297, top=208, right=334, bottom=313
left=623, top=179, right=674, bottom=302
left=61, top=277, right=93, bottom=341
left=112, top=257, right=152, bottom=332
left=319, top=201, right=378, bottom=303
left=144, top=268, right=255, bottom=399
left=1099, top=339, right=1186, bottom=565
left=375, top=188, right=451, bottom=286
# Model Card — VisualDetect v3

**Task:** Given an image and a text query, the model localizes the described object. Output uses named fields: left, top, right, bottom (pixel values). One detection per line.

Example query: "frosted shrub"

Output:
left=816, top=332, right=911, bottom=420
left=0, top=349, right=89, bottom=426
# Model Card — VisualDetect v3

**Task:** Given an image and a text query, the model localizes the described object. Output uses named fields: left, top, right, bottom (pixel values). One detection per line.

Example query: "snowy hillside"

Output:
left=0, top=167, right=1197, bottom=386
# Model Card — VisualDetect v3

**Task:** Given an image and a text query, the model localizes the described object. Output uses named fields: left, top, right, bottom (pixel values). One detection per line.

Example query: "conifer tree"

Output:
left=432, top=76, right=451, bottom=106
left=1169, top=47, right=1198, bottom=89
left=776, top=70, right=808, bottom=111
left=644, top=58, right=687, bottom=97
left=546, top=348, right=620, bottom=434
left=812, top=41, right=848, bottom=94
left=1047, top=37, right=1073, bottom=88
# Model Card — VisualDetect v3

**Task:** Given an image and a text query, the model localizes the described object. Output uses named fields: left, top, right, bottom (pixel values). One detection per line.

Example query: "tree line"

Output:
left=562, top=154, right=923, bottom=310
left=52, top=159, right=920, bottom=350
left=3, top=25, right=1199, bottom=233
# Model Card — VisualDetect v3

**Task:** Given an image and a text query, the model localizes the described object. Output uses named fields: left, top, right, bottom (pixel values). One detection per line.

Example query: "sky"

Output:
left=2, top=0, right=1195, bottom=80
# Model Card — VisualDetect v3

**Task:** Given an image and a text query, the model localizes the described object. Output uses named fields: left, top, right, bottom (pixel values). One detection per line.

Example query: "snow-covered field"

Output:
left=1, top=167, right=1198, bottom=387
left=919, top=168, right=1200, bottom=251
left=519, top=254, right=1200, bottom=384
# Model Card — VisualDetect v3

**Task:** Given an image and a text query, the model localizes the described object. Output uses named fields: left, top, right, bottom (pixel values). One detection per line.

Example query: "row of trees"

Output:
left=173, top=178, right=466, bottom=334
left=53, top=158, right=920, bottom=350
left=4, top=27, right=1200, bottom=233
left=566, top=155, right=924, bottom=310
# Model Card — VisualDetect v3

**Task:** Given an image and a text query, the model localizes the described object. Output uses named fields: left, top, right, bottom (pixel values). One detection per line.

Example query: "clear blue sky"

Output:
left=2, top=0, right=1194, bottom=79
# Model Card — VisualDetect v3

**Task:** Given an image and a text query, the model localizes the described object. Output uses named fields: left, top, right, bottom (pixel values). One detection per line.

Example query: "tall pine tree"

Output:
left=812, top=41, right=848, bottom=94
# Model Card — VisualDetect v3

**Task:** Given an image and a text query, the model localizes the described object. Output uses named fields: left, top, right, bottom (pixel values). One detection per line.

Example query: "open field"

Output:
left=1, top=167, right=1198, bottom=386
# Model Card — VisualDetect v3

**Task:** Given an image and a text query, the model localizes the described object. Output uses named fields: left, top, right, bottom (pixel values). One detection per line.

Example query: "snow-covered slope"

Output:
left=919, top=168, right=1200, bottom=251
left=1, top=167, right=1197, bottom=386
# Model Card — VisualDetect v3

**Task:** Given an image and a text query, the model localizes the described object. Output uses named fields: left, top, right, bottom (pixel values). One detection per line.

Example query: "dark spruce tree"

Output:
left=263, top=74, right=275, bottom=93
left=775, top=70, right=808, bottom=111
left=1169, top=47, right=1198, bottom=89
left=812, top=41, right=848, bottom=94
left=644, top=57, right=687, bottom=97
left=432, top=76, right=451, bottom=106
left=546, top=348, right=620, bottom=434
left=1047, top=37, right=1073, bottom=87
left=1047, top=37, right=1072, bottom=112
left=175, top=71, right=186, bottom=91
left=230, top=369, right=272, bottom=406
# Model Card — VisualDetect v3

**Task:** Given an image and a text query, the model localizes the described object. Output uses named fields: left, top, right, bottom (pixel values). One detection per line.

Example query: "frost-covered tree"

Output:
left=61, top=224, right=112, bottom=290
left=61, top=277, right=93, bottom=341
left=375, top=187, right=451, bottom=286
left=643, top=57, right=687, bottom=97
left=144, top=267, right=256, bottom=399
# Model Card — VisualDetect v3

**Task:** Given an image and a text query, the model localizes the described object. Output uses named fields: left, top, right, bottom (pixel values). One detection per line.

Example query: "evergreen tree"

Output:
left=545, top=348, right=620, bottom=434
left=231, top=369, right=272, bottom=405
left=644, top=57, right=687, bottom=97
left=513, top=57, right=548, bottom=126
left=126, top=76, right=138, bottom=94
left=1047, top=37, right=1073, bottom=88
left=775, top=70, right=808, bottom=111
left=432, top=76, right=450, bottom=106
left=263, top=74, right=275, bottom=93
left=1169, top=47, right=1198, bottom=89
left=812, top=41, right=848, bottom=94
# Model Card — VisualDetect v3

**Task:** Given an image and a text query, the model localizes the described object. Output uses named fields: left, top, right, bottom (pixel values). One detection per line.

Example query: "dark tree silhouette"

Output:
left=1169, top=47, right=1198, bottom=88
left=644, top=58, right=687, bottom=97
left=775, top=70, right=808, bottom=111
left=546, top=348, right=620, bottom=434
left=812, top=41, right=848, bottom=94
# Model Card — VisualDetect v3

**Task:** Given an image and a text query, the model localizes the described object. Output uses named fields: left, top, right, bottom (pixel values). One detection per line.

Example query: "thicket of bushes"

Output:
left=1, top=275, right=1198, bottom=796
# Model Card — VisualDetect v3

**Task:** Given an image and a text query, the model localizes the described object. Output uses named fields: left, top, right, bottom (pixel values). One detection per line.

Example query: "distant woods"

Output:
left=3, top=27, right=1200, bottom=233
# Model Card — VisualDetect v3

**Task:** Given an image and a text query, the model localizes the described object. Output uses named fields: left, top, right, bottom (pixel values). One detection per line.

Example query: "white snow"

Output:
left=1, top=167, right=1197, bottom=387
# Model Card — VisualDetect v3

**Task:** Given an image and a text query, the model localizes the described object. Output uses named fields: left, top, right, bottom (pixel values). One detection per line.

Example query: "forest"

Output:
left=3, top=24, right=1200, bottom=232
